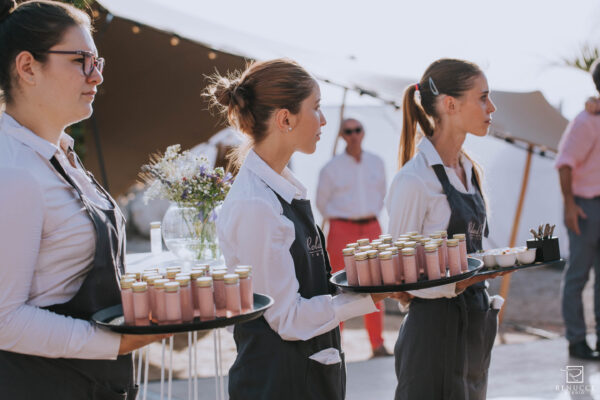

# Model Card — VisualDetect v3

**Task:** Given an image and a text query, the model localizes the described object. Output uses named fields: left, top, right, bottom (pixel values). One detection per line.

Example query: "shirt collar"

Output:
left=417, top=136, right=470, bottom=169
left=244, top=149, right=307, bottom=204
left=417, top=137, right=444, bottom=167
left=1, top=113, right=73, bottom=160
left=342, top=149, right=363, bottom=164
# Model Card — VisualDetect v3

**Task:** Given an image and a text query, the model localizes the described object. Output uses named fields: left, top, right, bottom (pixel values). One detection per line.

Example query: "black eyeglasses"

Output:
left=342, top=127, right=363, bottom=135
left=43, top=50, right=105, bottom=77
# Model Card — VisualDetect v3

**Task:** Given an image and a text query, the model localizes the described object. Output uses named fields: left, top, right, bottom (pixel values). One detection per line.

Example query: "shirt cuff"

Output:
left=86, top=325, right=121, bottom=360
left=555, top=156, right=576, bottom=170
left=332, top=292, right=378, bottom=322
left=408, top=282, right=457, bottom=299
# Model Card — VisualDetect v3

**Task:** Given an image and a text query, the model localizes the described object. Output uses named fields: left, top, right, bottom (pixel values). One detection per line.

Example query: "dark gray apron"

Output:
left=0, top=155, right=136, bottom=400
left=394, top=164, right=497, bottom=400
left=228, top=191, right=345, bottom=400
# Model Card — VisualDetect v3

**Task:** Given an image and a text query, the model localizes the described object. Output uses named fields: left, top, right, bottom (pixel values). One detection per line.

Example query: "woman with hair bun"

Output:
left=0, top=1, right=165, bottom=398
left=386, top=58, right=501, bottom=399
left=209, top=59, right=389, bottom=399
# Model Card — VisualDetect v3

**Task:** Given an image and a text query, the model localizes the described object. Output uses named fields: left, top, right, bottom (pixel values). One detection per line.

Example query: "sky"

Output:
left=166, top=0, right=600, bottom=119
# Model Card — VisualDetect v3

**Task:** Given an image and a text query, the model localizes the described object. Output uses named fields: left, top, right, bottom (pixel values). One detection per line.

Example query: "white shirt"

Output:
left=0, top=113, right=120, bottom=360
left=316, top=150, right=386, bottom=220
left=217, top=150, right=377, bottom=341
left=386, top=138, right=477, bottom=299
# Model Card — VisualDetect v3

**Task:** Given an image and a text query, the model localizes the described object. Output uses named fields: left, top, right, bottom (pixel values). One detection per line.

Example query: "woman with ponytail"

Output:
left=207, top=59, right=390, bottom=399
left=0, top=1, right=165, bottom=398
left=386, top=58, right=502, bottom=399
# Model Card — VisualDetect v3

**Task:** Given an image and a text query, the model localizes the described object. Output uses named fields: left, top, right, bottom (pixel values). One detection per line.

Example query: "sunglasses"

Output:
left=342, top=127, right=363, bottom=135
left=43, top=50, right=105, bottom=77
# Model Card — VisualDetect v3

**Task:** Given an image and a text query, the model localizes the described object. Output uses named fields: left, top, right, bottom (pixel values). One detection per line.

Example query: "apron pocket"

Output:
left=305, top=354, right=345, bottom=400
left=466, top=307, right=498, bottom=390
left=485, top=308, right=499, bottom=358
left=127, top=384, right=139, bottom=400
left=92, top=382, right=128, bottom=400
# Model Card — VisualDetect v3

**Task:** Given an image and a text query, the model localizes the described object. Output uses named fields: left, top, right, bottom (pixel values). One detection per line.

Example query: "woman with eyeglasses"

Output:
left=0, top=1, right=165, bottom=398
left=386, top=58, right=502, bottom=399
left=207, top=59, right=390, bottom=399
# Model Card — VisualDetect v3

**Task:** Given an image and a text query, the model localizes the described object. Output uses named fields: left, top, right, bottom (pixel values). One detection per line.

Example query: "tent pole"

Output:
left=498, top=143, right=534, bottom=324
left=332, top=88, right=348, bottom=157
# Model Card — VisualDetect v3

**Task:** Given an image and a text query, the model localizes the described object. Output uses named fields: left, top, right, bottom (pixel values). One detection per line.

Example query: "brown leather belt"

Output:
left=331, top=217, right=377, bottom=225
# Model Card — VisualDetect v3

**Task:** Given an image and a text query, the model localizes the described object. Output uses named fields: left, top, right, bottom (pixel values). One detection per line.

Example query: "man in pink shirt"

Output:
left=556, top=59, right=600, bottom=360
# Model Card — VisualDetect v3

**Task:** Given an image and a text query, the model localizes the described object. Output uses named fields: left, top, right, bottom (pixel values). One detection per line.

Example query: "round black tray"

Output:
left=92, top=293, right=274, bottom=334
left=476, top=258, right=566, bottom=277
left=330, top=257, right=484, bottom=293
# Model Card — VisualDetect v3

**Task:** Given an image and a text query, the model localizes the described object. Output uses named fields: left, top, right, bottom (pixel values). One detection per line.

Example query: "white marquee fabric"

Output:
left=97, top=0, right=570, bottom=254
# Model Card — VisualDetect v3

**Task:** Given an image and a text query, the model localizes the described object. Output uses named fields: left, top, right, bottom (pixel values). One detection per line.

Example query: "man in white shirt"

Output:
left=316, top=118, right=388, bottom=357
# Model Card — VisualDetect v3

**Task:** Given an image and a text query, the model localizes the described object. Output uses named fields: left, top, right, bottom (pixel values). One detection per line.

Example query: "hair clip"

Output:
left=428, top=77, right=440, bottom=96
left=415, top=83, right=420, bottom=91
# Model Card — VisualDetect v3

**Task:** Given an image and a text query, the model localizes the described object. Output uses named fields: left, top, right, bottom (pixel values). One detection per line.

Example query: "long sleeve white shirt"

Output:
left=316, top=150, right=386, bottom=220
left=386, top=138, right=479, bottom=299
left=217, top=150, right=377, bottom=342
left=0, top=113, right=120, bottom=359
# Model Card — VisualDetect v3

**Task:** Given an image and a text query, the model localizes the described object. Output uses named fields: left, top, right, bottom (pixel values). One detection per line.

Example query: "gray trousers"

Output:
left=562, top=196, right=600, bottom=344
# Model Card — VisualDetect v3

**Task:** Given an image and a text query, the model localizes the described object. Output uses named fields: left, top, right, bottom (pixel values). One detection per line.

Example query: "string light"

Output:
left=208, top=51, right=217, bottom=60
left=170, top=36, right=180, bottom=46
left=501, top=137, right=556, bottom=159
left=132, top=25, right=141, bottom=34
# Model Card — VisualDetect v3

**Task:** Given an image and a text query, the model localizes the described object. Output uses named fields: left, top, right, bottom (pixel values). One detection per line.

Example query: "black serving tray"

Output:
left=476, top=258, right=566, bottom=277
left=92, top=293, right=274, bottom=334
left=330, top=257, right=484, bottom=293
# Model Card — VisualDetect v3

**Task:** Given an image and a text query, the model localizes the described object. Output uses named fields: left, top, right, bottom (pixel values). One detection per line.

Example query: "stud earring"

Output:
left=288, top=127, right=292, bottom=132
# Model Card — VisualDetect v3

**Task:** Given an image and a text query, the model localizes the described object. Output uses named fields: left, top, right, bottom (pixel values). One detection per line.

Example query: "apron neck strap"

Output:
left=431, top=164, right=453, bottom=192
left=50, top=156, right=83, bottom=196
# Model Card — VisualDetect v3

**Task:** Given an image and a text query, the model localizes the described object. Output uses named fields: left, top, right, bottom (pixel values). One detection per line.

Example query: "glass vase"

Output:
left=161, top=204, right=221, bottom=264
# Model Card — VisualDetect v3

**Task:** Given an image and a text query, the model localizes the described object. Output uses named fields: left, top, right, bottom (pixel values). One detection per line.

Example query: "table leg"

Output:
left=143, top=346, right=149, bottom=400
left=168, top=336, right=173, bottom=400
left=161, top=338, right=166, bottom=400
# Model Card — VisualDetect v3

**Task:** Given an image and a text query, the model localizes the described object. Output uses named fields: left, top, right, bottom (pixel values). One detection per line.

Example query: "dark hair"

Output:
left=591, top=58, right=600, bottom=94
left=205, top=58, right=316, bottom=168
left=0, top=0, right=91, bottom=105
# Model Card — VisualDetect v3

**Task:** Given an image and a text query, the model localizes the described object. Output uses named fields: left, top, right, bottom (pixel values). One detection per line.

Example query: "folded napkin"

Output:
left=490, top=295, right=505, bottom=310
left=309, top=348, right=342, bottom=365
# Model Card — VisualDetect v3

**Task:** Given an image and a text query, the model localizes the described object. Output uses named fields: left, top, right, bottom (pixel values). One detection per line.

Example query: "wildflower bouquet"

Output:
left=141, top=144, right=233, bottom=261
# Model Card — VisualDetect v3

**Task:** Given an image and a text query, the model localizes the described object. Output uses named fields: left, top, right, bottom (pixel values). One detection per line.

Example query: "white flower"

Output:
left=143, top=180, right=163, bottom=204
left=164, top=144, right=181, bottom=159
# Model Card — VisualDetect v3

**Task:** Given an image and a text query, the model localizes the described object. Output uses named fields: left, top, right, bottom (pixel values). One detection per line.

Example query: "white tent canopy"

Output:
left=95, top=0, right=573, bottom=327
left=98, top=0, right=568, bottom=151
left=96, top=0, right=570, bottom=257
